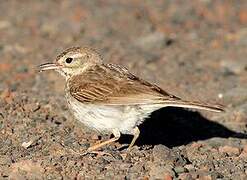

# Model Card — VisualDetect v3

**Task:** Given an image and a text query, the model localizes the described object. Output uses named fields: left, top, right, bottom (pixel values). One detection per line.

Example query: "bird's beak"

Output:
left=38, top=62, right=61, bottom=72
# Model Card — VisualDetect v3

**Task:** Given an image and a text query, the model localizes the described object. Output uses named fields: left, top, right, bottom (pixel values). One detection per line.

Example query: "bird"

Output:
left=39, top=46, right=224, bottom=154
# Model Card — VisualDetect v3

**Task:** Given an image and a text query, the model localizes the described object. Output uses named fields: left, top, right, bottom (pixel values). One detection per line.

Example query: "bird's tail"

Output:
left=162, top=99, right=225, bottom=112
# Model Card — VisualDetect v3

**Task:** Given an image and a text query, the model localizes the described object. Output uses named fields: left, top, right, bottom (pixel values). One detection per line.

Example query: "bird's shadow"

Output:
left=119, top=107, right=247, bottom=148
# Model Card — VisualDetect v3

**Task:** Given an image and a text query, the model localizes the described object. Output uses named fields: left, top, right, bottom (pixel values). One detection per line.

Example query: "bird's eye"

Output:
left=65, top=57, right=73, bottom=63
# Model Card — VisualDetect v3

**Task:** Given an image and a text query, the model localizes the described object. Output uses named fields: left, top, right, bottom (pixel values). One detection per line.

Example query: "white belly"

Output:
left=66, top=96, right=161, bottom=134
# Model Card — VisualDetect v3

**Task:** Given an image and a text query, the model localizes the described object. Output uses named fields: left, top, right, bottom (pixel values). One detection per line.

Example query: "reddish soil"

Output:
left=0, top=1, right=246, bottom=179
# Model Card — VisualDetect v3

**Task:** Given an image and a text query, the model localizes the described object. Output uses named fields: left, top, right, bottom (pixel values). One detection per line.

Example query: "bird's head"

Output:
left=39, top=47, right=102, bottom=78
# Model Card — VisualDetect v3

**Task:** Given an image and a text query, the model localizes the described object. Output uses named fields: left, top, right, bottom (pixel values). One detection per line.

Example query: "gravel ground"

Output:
left=0, top=0, right=247, bottom=179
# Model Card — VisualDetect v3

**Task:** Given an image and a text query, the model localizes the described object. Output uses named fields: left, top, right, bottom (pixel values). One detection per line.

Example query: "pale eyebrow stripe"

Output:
left=71, top=53, right=86, bottom=58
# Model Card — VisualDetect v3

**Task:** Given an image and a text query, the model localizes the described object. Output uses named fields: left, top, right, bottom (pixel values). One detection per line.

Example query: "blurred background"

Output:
left=0, top=1, right=246, bottom=98
left=0, top=0, right=246, bottom=179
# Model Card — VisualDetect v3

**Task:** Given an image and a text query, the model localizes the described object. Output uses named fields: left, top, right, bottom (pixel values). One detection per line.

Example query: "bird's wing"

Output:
left=68, top=64, right=180, bottom=105
left=68, top=64, right=224, bottom=112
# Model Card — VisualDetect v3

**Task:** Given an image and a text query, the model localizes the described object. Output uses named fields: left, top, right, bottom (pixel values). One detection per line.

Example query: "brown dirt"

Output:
left=0, top=1, right=247, bottom=179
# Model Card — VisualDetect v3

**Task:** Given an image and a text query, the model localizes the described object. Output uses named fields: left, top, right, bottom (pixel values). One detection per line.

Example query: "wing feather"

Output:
left=68, top=64, right=180, bottom=105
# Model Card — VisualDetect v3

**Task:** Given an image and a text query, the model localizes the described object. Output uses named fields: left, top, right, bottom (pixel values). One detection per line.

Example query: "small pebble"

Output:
left=91, top=134, right=100, bottom=140
left=164, top=173, right=173, bottom=180
left=178, top=173, right=193, bottom=180
left=218, top=146, right=240, bottom=156
left=152, top=145, right=173, bottom=162
left=174, top=166, right=187, bottom=174
left=200, top=175, right=212, bottom=180
left=184, top=164, right=195, bottom=171
left=21, top=140, right=33, bottom=148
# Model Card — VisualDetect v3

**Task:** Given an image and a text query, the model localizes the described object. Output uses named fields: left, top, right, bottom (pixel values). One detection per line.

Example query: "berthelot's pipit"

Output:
left=39, top=47, right=224, bottom=154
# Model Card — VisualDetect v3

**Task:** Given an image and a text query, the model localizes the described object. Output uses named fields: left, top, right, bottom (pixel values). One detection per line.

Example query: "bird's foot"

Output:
left=81, top=149, right=113, bottom=157
left=119, top=147, right=134, bottom=160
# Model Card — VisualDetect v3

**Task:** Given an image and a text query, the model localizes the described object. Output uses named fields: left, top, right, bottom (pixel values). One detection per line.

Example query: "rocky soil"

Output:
left=0, top=0, right=247, bottom=179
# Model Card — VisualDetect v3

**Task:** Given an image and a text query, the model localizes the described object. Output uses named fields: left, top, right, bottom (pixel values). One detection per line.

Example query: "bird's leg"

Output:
left=119, top=127, right=140, bottom=160
left=127, top=127, right=140, bottom=151
left=87, top=129, right=121, bottom=152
